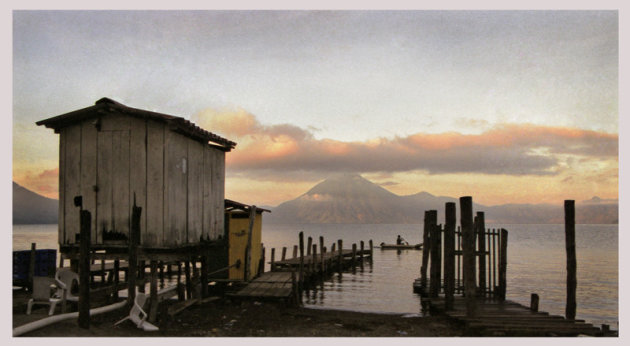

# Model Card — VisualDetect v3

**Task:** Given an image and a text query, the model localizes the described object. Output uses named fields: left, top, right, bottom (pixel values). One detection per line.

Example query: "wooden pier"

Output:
left=413, top=197, right=617, bottom=337
left=230, top=233, right=373, bottom=303
left=422, top=296, right=607, bottom=336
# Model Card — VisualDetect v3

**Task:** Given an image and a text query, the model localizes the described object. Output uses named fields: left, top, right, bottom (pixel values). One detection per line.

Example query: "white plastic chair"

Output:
left=26, top=276, right=61, bottom=315
left=114, top=292, right=159, bottom=331
left=54, top=268, right=79, bottom=312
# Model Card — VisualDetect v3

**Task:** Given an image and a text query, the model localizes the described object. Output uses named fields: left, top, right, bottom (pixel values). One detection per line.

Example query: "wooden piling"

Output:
left=113, top=259, right=120, bottom=299
left=127, top=204, right=141, bottom=305
left=444, top=202, right=456, bottom=310
left=360, top=241, right=364, bottom=261
left=476, top=212, right=486, bottom=296
left=311, top=245, right=317, bottom=275
left=319, top=236, right=325, bottom=273
left=271, top=248, right=276, bottom=271
left=260, top=246, right=266, bottom=276
left=281, top=247, right=287, bottom=261
left=138, top=261, right=146, bottom=293
left=331, top=243, right=336, bottom=253
left=200, top=256, right=208, bottom=298
left=460, top=196, right=477, bottom=317
left=492, top=229, right=497, bottom=294
left=78, top=210, right=91, bottom=329
left=293, top=245, right=298, bottom=259
left=351, top=243, right=357, bottom=268
left=307, top=237, right=313, bottom=256
left=565, top=200, right=577, bottom=320
left=429, top=210, right=441, bottom=298
left=455, top=226, right=464, bottom=293
left=420, top=210, right=431, bottom=292
left=369, top=239, right=374, bottom=257
left=244, top=205, right=256, bottom=281
left=337, top=240, right=343, bottom=273
left=299, top=232, right=305, bottom=289
left=531, top=293, right=540, bottom=312
left=499, top=228, right=508, bottom=301
left=149, top=260, right=158, bottom=322
left=184, top=261, right=192, bottom=299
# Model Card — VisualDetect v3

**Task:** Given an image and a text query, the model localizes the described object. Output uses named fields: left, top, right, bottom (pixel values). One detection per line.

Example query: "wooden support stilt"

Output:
left=184, top=261, right=192, bottom=300
left=78, top=210, right=91, bottom=329
left=149, top=260, right=158, bottom=322
left=200, top=255, right=208, bottom=298
left=460, top=196, right=477, bottom=317
left=138, top=261, right=146, bottom=293
left=565, top=200, right=577, bottom=320
left=113, top=259, right=120, bottom=299
left=127, top=203, right=141, bottom=305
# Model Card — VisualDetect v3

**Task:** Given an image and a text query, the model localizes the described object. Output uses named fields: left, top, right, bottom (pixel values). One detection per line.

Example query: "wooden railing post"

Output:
left=476, top=212, right=486, bottom=296
left=499, top=228, right=508, bottom=301
left=565, top=200, right=577, bottom=320
left=460, top=196, right=477, bottom=317
left=530, top=293, right=540, bottom=312
left=444, top=202, right=456, bottom=310
left=337, top=239, right=343, bottom=273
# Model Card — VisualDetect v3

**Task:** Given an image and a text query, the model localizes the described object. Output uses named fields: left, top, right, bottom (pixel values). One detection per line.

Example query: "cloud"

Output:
left=194, top=108, right=617, bottom=178
left=15, top=168, right=59, bottom=199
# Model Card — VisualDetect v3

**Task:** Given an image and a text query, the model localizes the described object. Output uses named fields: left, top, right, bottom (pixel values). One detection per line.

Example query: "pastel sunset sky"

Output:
left=12, top=9, right=619, bottom=207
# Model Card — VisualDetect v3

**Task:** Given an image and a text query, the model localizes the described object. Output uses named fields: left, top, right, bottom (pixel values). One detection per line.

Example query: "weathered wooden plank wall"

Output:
left=129, top=117, right=147, bottom=244
left=187, top=140, right=203, bottom=243
left=146, top=120, right=165, bottom=247
left=60, top=114, right=227, bottom=248
left=63, top=125, right=81, bottom=244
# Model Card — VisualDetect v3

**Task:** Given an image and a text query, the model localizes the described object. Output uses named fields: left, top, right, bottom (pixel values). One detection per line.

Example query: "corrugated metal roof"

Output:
left=36, top=97, right=237, bottom=151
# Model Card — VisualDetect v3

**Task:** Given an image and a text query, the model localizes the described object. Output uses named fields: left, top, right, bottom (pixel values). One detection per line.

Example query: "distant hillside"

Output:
left=13, top=182, right=58, bottom=224
left=266, top=175, right=618, bottom=224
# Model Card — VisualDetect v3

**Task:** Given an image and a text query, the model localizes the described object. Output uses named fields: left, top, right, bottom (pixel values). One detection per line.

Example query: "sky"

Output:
left=11, top=9, right=619, bottom=207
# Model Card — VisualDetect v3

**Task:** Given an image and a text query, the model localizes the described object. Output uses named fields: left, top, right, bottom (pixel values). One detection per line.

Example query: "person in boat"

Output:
left=396, top=235, right=409, bottom=245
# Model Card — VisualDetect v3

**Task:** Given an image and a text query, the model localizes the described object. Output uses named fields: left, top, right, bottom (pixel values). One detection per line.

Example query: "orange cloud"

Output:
left=14, top=167, right=59, bottom=199
left=193, top=108, right=617, bottom=178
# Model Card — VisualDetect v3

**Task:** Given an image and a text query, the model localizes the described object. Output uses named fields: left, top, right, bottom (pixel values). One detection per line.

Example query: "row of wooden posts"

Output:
left=73, top=201, right=221, bottom=329
left=418, top=197, right=508, bottom=315
left=419, top=197, right=580, bottom=321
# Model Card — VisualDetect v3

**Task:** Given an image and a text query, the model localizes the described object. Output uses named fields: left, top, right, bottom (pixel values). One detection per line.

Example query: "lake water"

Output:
left=13, top=223, right=618, bottom=329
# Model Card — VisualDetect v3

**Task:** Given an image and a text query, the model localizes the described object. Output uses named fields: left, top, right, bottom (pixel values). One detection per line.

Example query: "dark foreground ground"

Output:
left=13, top=290, right=463, bottom=337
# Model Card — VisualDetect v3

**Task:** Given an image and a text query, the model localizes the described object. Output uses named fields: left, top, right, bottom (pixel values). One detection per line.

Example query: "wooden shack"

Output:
left=36, top=98, right=236, bottom=254
left=224, top=200, right=269, bottom=281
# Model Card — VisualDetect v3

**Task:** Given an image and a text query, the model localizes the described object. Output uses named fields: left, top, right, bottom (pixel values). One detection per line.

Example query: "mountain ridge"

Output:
left=13, top=182, right=58, bottom=224
left=266, top=175, right=618, bottom=224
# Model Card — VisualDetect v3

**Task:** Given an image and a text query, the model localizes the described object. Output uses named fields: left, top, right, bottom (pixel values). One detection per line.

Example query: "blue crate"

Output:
left=12, top=249, right=57, bottom=285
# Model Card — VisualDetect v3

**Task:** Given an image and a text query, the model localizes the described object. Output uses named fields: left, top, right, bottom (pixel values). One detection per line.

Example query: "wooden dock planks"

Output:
left=422, top=296, right=605, bottom=336
left=231, top=271, right=294, bottom=299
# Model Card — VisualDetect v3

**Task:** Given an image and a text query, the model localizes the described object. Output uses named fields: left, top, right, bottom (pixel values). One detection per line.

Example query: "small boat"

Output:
left=379, top=242, right=423, bottom=250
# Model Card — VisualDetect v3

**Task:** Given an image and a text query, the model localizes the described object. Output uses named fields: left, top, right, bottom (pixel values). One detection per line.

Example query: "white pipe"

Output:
left=13, top=300, right=127, bottom=337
